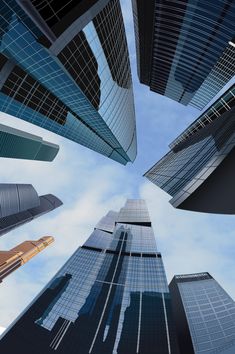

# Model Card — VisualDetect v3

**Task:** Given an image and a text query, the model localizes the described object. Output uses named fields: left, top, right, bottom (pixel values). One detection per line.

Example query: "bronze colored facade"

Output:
left=0, top=236, right=54, bottom=282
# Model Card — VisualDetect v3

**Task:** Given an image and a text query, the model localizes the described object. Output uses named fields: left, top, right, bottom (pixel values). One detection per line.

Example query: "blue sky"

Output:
left=0, top=0, right=235, bottom=330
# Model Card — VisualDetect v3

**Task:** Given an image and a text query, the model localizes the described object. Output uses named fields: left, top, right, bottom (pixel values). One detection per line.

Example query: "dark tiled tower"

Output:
left=132, top=0, right=235, bottom=109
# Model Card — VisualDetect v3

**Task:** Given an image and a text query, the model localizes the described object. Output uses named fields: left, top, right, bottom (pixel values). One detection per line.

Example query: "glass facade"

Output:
left=0, top=0, right=137, bottom=165
left=132, top=0, right=235, bottom=109
left=0, top=184, right=62, bottom=237
left=170, top=273, right=235, bottom=354
left=144, top=84, right=235, bottom=214
left=0, top=199, right=179, bottom=354
left=0, top=123, right=59, bottom=161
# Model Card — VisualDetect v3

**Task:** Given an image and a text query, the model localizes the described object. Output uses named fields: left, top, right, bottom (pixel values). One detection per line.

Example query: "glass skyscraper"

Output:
left=132, top=0, right=235, bottom=109
left=0, top=0, right=137, bottom=165
left=0, top=184, right=62, bottom=236
left=144, top=84, right=235, bottom=214
left=0, top=199, right=179, bottom=354
left=0, top=123, right=59, bottom=161
left=169, top=272, right=235, bottom=354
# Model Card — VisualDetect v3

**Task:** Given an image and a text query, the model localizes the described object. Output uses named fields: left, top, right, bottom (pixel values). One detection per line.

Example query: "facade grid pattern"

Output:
left=0, top=200, right=179, bottom=354
left=144, top=84, right=235, bottom=213
left=133, top=0, right=235, bottom=109
left=0, top=0, right=136, bottom=164
left=178, top=277, right=235, bottom=354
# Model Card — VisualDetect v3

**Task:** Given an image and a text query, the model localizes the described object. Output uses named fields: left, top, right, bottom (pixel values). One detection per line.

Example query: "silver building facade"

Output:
left=0, top=199, right=179, bottom=354
left=0, top=184, right=62, bottom=236
left=169, top=273, right=235, bottom=354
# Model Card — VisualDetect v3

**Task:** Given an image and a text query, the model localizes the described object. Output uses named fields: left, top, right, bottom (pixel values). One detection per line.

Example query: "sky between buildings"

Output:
left=0, top=0, right=235, bottom=329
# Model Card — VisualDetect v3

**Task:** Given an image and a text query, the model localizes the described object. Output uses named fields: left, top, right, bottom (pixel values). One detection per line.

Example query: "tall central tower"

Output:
left=0, top=200, right=179, bottom=354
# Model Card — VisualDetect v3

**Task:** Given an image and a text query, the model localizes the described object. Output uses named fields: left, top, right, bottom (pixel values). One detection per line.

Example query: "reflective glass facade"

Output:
left=0, top=184, right=62, bottom=237
left=0, top=123, right=59, bottom=161
left=132, top=0, right=235, bottom=109
left=0, top=0, right=136, bottom=165
left=0, top=199, right=179, bottom=354
left=144, top=85, right=235, bottom=214
left=170, top=273, right=235, bottom=354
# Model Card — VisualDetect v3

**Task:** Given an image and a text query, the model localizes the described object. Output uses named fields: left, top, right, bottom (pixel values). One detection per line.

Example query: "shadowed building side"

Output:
left=0, top=236, right=54, bottom=282
left=144, top=84, right=235, bottom=214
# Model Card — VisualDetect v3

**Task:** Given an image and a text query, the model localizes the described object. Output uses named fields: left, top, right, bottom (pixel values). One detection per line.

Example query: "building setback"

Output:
left=0, top=199, right=179, bottom=354
left=0, top=0, right=137, bottom=165
left=0, top=236, right=54, bottom=282
left=169, top=272, right=235, bottom=354
left=132, top=0, right=235, bottom=109
left=144, top=84, right=235, bottom=214
left=0, top=184, right=62, bottom=236
left=0, top=123, right=59, bottom=161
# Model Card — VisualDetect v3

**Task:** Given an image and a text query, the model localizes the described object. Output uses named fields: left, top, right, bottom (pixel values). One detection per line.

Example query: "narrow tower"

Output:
left=0, top=236, right=54, bottom=282
left=0, top=123, right=59, bottom=161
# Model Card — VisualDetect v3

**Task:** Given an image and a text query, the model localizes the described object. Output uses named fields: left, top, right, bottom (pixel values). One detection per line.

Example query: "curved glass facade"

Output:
left=0, top=192, right=62, bottom=237
left=0, top=184, right=39, bottom=217
left=0, top=0, right=136, bottom=164
left=132, top=0, right=235, bottom=109
left=0, top=200, right=179, bottom=354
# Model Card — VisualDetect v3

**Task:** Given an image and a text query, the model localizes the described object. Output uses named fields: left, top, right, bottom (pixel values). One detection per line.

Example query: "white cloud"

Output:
left=0, top=114, right=234, bottom=330
left=1, top=171, right=235, bottom=328
left=0, top=123, right=136, bottom=327
left=0, top=1, right=235, bottom=336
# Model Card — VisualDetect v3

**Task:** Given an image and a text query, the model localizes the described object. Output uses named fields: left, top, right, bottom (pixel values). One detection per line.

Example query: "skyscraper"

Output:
left=0, top=0, right=137, bottom=165
left=144, top=84, right=235, bottom=214
left=169, top=272, right=235, bottom=354
left=0, top=236, right=54, bottom=282
left=0, top=123, right=59, bottom=161
left=0, top=199, right=179, bottom=354
left=0, top=184, right=62, bottom=236
left=132, top=0, right=235, bottom=109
